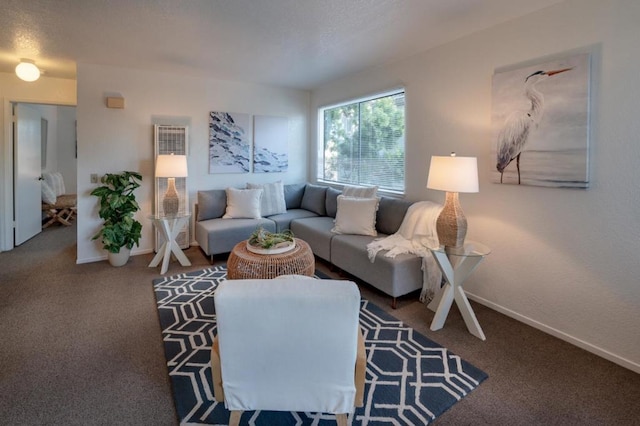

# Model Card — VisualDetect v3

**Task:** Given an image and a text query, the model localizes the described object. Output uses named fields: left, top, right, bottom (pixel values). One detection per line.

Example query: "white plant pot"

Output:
left=108, top=248, right=131, bottom=267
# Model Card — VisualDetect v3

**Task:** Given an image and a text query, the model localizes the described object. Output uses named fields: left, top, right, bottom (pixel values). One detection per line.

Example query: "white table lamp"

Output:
left=427, top=153, right=478, bottom=250
left=155, top=154, right=188, bottom=216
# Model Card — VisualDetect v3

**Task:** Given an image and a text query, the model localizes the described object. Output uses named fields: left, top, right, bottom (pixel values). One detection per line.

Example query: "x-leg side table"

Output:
left=149, top=214, right=192, bottom=275
left=427, top=241, right=490, bottom=340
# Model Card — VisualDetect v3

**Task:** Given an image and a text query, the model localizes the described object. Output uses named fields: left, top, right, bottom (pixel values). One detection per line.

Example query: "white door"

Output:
left=14, top=103, right=42, bottom=245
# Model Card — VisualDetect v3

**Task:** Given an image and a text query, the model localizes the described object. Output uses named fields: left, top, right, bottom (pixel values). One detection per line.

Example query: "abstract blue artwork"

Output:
left=253, top=115, right=288, bottom=173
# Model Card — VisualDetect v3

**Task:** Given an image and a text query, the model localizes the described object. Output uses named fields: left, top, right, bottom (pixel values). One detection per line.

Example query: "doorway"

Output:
left=11, top=102, right=77, bottom=247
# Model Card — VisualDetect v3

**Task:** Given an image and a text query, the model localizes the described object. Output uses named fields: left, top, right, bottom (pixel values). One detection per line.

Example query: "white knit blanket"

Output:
left=366, top=201, right=443, bottom=302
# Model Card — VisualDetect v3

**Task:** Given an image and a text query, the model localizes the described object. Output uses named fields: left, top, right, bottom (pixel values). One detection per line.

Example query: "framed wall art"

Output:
left=209, top=111, right=251, bottom=174
left=491, top=52, right=591, bottom=188
left=253, top=115, right=288, bottom=173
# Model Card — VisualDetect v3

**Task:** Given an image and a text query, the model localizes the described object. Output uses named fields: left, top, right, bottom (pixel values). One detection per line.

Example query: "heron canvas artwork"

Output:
left=491, top=53, right=590, bottom=188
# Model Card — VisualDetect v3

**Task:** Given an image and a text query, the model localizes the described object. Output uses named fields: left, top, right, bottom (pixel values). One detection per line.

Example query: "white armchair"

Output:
left=211, top=277, right=366, bottom=426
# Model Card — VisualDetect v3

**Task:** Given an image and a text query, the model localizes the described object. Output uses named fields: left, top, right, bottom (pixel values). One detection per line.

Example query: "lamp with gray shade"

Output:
left=426, top=153, right=479, bottom=251
left=155, top=153, right=188, bottom=216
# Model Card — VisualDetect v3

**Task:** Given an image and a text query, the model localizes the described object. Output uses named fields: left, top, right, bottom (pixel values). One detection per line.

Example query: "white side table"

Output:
left=148, top=214, right=192, bottom=274
left=427, top=241, right=491, bottom=340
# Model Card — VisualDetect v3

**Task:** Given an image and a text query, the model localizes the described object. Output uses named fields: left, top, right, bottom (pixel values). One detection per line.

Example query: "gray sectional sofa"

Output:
left=195, top=183, right=423, bottom=307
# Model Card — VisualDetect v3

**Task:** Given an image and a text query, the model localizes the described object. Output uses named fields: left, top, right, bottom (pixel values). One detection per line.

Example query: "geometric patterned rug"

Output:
left=152, top=266, right=488, bottom=425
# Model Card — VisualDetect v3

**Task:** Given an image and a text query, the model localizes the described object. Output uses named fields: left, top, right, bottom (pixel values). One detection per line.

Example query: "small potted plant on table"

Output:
left=90, top=171, right=143, bottom=266
left=247, top=227, right=295, bottom=254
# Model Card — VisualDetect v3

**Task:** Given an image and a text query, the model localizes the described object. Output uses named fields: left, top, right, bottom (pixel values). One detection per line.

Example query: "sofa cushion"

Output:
left=284, top=183, right=306, bottom=210
left=268, top=209, right=318, bottom=233
left=290, top=217, right=335, bottom=261
left=376, top=197, right=413, bottom=235
left=332, top=196, right=379, bottom=236
left=331, top=234, right=423, bottom=298
left=247, top=181, right=287, bottom=216
left=325, top=187, right=341, bottom=218
left=197, top=189, right=227, bottom=221
left=195, top=217, right=276, bottom=255
left=300, top=184, right=327, bottom=216
left=342, top=184, right=378, bottom=198
left=223, top=188, right=263, bottom=219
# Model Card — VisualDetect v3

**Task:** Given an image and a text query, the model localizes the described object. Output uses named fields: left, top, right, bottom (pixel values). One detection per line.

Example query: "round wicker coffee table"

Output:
left=227, top=238, right=315, bottom=279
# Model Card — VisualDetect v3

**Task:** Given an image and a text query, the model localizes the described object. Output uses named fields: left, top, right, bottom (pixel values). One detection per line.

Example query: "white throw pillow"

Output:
left=223, top=188, right=264, bottom=219
left=332, top=195, right=379, bottom=236
left=43, top=172, right=66, bottom=196
left=342, top=184, right=378, bottom=198
left=53, top=172, right=66, bottom=196
left=246, top=181, right=286, bottom=216
left=41, top=180, right=57, bottom=205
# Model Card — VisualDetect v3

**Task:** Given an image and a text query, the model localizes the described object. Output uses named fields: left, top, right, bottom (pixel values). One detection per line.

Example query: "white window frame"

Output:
left=316, top=88, right=406, bottom=196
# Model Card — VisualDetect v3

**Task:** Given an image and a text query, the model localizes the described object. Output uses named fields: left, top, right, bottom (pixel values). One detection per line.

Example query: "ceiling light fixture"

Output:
left=15, top=59, right=41, bottom=82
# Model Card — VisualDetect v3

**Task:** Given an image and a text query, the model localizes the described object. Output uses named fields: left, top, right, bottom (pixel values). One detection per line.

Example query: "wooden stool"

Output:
left=42, top=194, right=77, bottom=228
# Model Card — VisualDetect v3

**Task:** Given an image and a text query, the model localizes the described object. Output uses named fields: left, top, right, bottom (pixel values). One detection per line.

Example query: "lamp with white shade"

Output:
left=426, top=153, right=479, bottom=251
left=155, top=153, right=188, bottom=216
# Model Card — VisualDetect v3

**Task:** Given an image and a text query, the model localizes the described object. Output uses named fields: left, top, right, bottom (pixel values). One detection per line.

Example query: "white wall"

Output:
left=76, top=64, right=309, bottom=263
left=33, top=104, right=58, bottom=173
left=56, top=106, right=77, bottom=191
left=0, top=73, right=76, bottom=251
left=311, top=0, right=640, bottom=372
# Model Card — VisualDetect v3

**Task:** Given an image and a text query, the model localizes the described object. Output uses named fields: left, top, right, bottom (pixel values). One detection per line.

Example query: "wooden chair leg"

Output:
left=229, top=410, right=243, bottom=426
left=210, top=339, right=224, bottom=402
left=336, top=413, right=348, bottom=426
left=354, top=329, right=366, bottom=407
left=43, top=210, right=57, bottom=228
left=56, top=208, right=72, bottom=225
left=391, top=297, right=398, bottom=309
left=43, top=208, right=73, bottom=227
left=61, top=207, right=75, bottom=222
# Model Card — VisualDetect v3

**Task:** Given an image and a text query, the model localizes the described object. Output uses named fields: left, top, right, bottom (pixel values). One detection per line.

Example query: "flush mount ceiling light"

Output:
left=15, top=59, right=41, bottom=82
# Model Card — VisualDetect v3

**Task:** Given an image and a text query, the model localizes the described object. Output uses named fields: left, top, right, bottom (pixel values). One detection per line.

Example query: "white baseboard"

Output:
left=466, top=292, right=640, bottom=375
left=76, top=248, right=154, bottom=264
left=76, top=255, right=106, bottom=264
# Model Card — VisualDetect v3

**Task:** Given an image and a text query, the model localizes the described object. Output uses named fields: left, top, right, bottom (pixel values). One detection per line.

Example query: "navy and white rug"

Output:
left=153, top=267, right=487, bottom=425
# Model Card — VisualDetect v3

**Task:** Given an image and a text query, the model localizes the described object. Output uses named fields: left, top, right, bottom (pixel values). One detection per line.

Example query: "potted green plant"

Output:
left=247, top=227, right=295, bottom=254
left=90, top=171, right=143, bottom=266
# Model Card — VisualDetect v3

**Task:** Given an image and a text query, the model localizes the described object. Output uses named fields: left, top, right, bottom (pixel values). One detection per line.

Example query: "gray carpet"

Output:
left=1, top=223, right=639, bottom=425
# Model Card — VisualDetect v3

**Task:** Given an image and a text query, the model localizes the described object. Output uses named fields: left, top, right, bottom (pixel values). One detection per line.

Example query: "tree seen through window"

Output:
left=321, top=91, right=405, bottom=192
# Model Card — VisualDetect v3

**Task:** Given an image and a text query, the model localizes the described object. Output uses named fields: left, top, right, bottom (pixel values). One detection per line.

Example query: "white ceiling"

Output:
left=0, top=0, right=563, bottom=90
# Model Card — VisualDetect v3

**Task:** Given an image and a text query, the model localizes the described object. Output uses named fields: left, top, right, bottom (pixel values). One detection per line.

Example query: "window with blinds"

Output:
left=319, top=90, right=405, bottom=193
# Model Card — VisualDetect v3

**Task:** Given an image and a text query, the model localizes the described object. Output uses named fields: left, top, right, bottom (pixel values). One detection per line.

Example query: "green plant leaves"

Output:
left=91, top=171, right=143, bottom=253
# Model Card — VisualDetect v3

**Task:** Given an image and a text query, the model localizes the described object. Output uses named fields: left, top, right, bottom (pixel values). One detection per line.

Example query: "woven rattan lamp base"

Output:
left=227, top=238, right=315, bottom=279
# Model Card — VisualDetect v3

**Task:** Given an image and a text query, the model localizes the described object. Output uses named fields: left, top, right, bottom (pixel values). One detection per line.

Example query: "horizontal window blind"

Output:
left=320, top=91, right=405, bottom=193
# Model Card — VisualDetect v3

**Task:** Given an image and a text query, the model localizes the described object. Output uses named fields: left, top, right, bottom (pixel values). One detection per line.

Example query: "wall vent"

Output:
left=153, top=124, right=189, bottom=251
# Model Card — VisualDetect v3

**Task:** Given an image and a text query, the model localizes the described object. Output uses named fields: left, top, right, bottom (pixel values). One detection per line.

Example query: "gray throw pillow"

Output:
left=300, top=184, right=327, bottom=216
left=197, top=189, right=227, bottom=221
left=284, top=183, right=306, bottom=209
left=325, top=187, right=341, bottom=218
left=376, top=197, right=413, bottom=235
